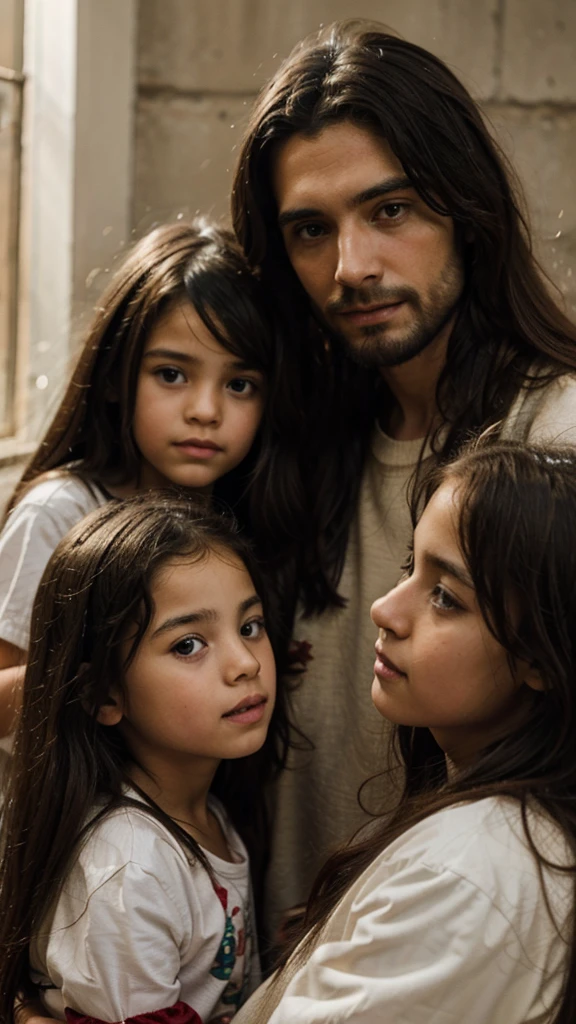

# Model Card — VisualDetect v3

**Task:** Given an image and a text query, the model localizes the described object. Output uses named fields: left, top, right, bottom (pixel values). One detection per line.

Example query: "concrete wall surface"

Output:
left=135, top=0, right=576, bottom=313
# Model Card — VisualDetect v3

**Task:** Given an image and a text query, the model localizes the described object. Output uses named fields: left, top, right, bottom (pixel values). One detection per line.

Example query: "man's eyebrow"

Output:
left=350, top=176, right=413, bottom=208
left=277, top=176, right=414, bottom=228
left=142, top=348, right=257, bottom=371
left=423, top=552, right=474, bottom=589
left=151, top=595, right=262, bottom=638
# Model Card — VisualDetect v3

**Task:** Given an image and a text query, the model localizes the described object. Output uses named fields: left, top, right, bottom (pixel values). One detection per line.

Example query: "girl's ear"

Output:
left=96, top=689, right=124, bottom=726
left=524, top=665, right=545, bottom=693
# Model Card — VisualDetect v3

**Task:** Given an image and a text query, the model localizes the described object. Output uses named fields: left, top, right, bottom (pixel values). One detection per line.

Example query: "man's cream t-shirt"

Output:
left=265, top=373, right=576, bottom=933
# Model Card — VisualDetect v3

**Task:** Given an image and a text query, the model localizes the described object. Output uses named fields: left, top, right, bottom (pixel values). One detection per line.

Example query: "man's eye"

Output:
left=378, top=203, right=406, bottom=220
left=156, top=367, right=186, bottom=384
left=172, top=636, right=204, bottom=657
left=296, top=223, right=325, bottom=240
left=240, top=617, right=266, bottom=639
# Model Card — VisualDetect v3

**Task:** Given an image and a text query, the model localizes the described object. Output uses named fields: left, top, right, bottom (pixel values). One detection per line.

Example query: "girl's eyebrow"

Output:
left=152, top=594, right=262, bottom=638
left=142, top=347, right=258, bottom=371
left=423, top=552, right=474, bottom=588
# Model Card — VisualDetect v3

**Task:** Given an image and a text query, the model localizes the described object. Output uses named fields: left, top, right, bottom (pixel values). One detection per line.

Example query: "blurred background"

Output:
left=0, top=0, right=575, bottom=503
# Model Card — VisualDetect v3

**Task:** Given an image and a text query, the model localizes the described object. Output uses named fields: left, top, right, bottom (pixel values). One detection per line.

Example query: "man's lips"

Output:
left=222, top=694, right=268, bottom=724
left=335, top=301, right=406, bottom=327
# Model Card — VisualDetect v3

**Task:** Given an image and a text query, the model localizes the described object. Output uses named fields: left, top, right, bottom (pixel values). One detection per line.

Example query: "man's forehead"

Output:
left=272, top=121, right=407, bottom=211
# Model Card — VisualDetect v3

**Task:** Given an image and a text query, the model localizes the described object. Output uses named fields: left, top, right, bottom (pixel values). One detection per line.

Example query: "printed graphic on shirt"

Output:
left=209, top=883, right=251, bottom=1023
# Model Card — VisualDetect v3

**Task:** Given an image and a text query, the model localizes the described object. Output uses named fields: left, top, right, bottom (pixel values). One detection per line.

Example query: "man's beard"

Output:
left=324, top=255, right=463, bottom=370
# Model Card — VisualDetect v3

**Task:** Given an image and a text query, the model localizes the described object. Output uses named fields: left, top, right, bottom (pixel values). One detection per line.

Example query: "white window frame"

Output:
left=0, top=0, right=137, bottom=466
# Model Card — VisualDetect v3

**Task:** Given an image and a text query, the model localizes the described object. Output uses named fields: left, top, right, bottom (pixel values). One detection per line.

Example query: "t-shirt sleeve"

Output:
left=264, top=861, right=532, bottom=1024
left=0, top=498, right=83, bottom=650
left=44, top=858, right=195, bottom=1022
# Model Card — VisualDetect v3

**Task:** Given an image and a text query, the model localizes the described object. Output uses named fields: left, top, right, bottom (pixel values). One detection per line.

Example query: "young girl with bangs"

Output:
left=0, top=494, right=277, bottom=1024
left=236, top=440, right=576, bottom=1024
left=0, top=219, right=302, bottom=741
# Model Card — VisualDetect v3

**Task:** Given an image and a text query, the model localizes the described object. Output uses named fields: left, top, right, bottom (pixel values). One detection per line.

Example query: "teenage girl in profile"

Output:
left=0, top=494, right=277, bottom=1024
left=236, top=440, right=576, bottom=1024
left=0, top=220, right=301, bottom=738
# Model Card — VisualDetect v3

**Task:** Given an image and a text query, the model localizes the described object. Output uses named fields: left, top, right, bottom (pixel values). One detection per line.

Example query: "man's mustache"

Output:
left=326, top=285, right=419, bottom=315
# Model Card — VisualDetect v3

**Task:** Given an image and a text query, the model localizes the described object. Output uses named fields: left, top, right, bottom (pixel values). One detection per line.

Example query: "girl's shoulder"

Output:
left=80, top=799, right=193, bottom=876
left=366, top=797, right=572, bottom=914
left=10, top=470, right=108, bottom=517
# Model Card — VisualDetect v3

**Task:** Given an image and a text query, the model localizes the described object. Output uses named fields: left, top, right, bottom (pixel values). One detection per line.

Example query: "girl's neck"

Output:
left=101, top=472, right=213, bottom=501
left=127, top=751, right=232, bottom=859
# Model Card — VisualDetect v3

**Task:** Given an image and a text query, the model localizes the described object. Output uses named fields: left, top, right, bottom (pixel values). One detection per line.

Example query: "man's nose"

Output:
left=334, top=222, right=381, bottom=290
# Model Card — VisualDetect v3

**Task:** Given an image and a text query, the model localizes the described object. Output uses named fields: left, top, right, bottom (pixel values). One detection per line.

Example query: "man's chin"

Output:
left=337, top=330, right=436, bottom=370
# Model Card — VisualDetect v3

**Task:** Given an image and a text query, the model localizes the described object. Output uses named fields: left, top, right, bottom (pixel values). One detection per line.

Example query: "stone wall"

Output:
left=135, top=0, right=576, bottom=313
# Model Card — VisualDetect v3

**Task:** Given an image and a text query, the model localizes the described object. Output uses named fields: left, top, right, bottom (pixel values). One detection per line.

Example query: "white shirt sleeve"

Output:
left=43, top=856, right=193, bottom=1021
left=263, top=861, right=542, bottom=1024
left=0, top=478, right=105, bottom=650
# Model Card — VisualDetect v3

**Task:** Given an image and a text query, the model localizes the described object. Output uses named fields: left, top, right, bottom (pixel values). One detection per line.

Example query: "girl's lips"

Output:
left=374, top=646, right=406, bottom=681
left=222, top=695, right=268, bottom=725
left=174, top=440, right=222, bottom=460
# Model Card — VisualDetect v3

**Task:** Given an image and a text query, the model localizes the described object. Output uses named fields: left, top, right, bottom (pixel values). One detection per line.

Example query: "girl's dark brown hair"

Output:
left=232, top=19, right=576, bottom=616
left=5, top=220, right=308, bottom=641
left=0, top=493, right=286, bottom=1020
left=273, top=440, right=576, bottom=1022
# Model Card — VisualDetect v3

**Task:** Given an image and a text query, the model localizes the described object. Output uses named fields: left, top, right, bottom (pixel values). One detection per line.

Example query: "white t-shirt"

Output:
left=0, top=473, right=108, bottom=651
left=239, top=797, right=572, bottom=1024
left=31, top=793, right=260, bottom=1024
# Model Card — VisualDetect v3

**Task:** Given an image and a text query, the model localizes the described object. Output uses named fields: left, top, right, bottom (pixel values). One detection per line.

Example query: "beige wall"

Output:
left=135, top=0, right=576, bottom=313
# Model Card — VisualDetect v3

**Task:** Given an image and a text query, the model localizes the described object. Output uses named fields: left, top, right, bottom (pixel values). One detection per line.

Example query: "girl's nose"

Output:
left=223, top=639, right=261, bottom=686
left=185, top=384, right=221, bottom=425
left=370, top=580, right=411, bottom=639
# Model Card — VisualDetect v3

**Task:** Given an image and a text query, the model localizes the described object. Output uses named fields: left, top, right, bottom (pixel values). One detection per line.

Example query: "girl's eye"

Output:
left=155, top=367, right=186, bottom=385
left=430, top=585, right=462, bottom=613
left=172, top=635, right=205, bottom=657
left=240, top=617, right=266, bottom=639
left=400, top=548, right=414, bottom=578
left=227, top=378, right=256, bottom=396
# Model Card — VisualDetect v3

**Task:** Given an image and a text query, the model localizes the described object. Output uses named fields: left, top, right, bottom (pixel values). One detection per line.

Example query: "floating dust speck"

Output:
left=102, top=226, right=113, bottom=236
left=558, top=210, right=564, bottom=219
left=85, top=267, right=101, bottom=288
left=555, top=230, right=562, bottom=239
left=35, top=375, right=48, bottom=390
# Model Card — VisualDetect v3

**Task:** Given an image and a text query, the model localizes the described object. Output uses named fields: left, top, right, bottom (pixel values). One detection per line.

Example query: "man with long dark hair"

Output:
left=232, top=20, right=576, bottom=930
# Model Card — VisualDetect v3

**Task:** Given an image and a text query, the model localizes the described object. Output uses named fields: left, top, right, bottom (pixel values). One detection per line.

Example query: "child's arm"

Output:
left=0, top=640, right=25, bottom=737
left=14, top=995, right=54, bottom=1024
left=38, top=822, right=210, bottom=1024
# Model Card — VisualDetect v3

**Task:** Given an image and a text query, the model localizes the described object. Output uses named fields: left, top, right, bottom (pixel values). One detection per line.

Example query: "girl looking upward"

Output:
left=239, top=440, right=576, bottom=1024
